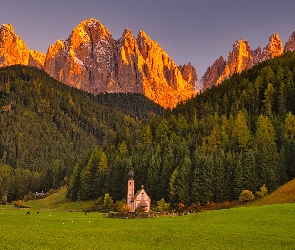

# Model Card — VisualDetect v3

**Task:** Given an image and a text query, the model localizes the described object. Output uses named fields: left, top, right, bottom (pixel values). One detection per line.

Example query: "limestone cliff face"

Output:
left=216, top=40, right=253, bottom=85
left=115, top=28, right=144, bottom=93
left=261, top=33, right=283, bottom=61
left=29, top=50, right=46, bottom=69
left=44, top=18, right=196, bottom=108
left=201, top=56, right=226, bottom=90
left=0, top=24, right=45, bottom=69
left=0, top=24, right=29, bottom=67
left=136, top=30, right=195, bottom=108
left=251, top=46, right=262, bottom=65
left=178, top=62, right=197, bottom=89
left=284, top=31, right=295, bottom=52
left=44, top=40, right=67, bottom=79
left=44, top=18, right=117, bottom=92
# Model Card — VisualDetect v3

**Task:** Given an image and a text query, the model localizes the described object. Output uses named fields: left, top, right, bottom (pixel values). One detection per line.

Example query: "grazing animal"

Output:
left=85, top=212, right=87, bottom=215
left=26, top=212, right=30, bottom=215
left=37, top=212, right=40, bottom=215
left=49, top=213, right=51, bottom=216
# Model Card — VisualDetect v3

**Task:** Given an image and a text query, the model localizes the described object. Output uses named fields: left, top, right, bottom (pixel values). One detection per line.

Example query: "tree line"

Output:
left=67, top=51, right=295, bottom=206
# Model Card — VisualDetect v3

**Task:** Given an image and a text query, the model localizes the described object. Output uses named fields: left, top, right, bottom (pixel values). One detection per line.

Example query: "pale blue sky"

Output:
left=1, top=0, right=295, bottom=77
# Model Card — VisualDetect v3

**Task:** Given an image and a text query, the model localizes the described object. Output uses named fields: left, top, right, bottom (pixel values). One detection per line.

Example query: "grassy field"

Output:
left=0, top=203, right=294, bottom=250
left=25, top=187, right=95, bottom=211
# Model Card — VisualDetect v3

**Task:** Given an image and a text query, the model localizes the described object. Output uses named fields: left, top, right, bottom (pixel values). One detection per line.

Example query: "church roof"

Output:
left=128, top=170, right=134, bottom=180
left=134, top=186, right=151, bottom=200
left=134, top=190, right=141, bottom=198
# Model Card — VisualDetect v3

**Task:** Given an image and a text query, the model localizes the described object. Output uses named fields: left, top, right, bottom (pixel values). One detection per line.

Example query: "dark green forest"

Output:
left=0, top=65, right=162, bottom=201
left=1, top=50, right=295, bottom=207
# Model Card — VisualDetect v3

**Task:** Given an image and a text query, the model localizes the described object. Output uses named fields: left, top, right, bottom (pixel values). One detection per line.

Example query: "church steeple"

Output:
left=127, top=170, right=135, bottom=211
left=128, top=170, right=134, bottom=180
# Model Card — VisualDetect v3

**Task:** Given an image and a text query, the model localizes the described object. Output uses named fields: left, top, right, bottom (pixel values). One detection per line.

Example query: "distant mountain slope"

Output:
left=95, top=92, right=165, bottom=120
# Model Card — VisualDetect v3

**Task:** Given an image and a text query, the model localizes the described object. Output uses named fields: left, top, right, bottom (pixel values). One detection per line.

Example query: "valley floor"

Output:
left=0, top=203, right=294, bottom=249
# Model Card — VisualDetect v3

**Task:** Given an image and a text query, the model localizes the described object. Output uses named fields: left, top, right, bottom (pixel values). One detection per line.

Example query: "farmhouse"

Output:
left=127, top=170, right=151, bottom=212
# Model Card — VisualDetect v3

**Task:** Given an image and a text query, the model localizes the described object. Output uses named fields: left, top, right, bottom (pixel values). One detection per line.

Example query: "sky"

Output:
left=1, top=0, right=295, bottom=77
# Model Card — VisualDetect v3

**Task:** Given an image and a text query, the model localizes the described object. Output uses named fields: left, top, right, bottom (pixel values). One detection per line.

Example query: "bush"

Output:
left=256, top=185, right=268, bottom=199
left=116, top=199, right=127, bottom=212
left=12, top=200, right=24, bottom=208
left=121, top=204, right=131, bottom=213
left=48, top=189, right=55, bottom=195
left=239, top=190, right=255, bottom=202
left=157, top=198, right=170, bottom=213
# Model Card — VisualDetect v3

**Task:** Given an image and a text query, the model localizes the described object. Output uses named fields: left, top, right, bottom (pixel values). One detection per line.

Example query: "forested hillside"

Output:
left=95, top=93, right=165, bottom=120
left=0, top=65, right=162, bottom=201
left=66, top=51, right=295, bottom=205
left=2, top=49, right=295, bottom=207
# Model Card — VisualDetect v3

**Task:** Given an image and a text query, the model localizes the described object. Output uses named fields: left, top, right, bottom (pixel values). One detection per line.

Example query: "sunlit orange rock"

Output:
left=45, top=18, right=116, bottom=92
left=44, top=40, right=66, bottom=79
left=261, top=33, right=283, bottom=61
left=44, top=18, right=196, bottom=108
left=29, top=50, right=46, bottom=69
left=202, top=33, right=284, bottom=90
left=136, top=30, right=195, bottom=108
left=216, top=39, right=253, bottom=84
left=0, top=24, right=29, bottom=66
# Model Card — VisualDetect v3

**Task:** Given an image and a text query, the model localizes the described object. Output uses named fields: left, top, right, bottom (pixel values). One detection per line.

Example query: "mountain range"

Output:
left=1, top=18, right=295, bottom=108
left=201, top=32, right=295, bottom=90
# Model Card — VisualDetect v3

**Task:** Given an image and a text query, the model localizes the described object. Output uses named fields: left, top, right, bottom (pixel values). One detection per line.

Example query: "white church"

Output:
left=127, top=170, right=151, bottom=212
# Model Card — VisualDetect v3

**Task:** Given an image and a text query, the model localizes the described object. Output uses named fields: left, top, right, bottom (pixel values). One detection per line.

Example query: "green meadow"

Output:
left=0, top=203, right=294, bottom=250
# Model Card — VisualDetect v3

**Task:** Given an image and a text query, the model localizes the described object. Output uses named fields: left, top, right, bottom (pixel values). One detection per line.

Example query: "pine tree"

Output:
left=175, top=156, right=192, bottom=205
left=255, top=115, right=279, bottom=190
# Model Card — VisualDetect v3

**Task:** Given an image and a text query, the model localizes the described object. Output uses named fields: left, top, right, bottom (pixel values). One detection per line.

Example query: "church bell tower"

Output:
left=127, top=170, right=135, bottom=211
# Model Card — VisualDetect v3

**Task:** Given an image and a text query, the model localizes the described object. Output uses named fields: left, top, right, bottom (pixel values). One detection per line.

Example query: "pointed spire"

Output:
left=0, top=24, right=14, bottom=34
left=128, top=170, right=134, bottom=180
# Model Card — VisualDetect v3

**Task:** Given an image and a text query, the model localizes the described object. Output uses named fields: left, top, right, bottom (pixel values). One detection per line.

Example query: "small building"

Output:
left=127, top=170, right=151, bottom=212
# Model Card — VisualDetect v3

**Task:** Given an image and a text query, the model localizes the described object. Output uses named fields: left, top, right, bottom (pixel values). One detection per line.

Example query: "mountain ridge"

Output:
left=202, top=32, right=293, bottom=90
left=0, top=19, right=196, bottom=109
left=1, top=19, right=295, bottom=106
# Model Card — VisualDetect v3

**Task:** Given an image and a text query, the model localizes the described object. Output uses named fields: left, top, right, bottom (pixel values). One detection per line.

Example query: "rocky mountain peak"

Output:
left=284, top=31, right=295, bottom=52
left=138, top=30, right=149, bottom=39
left=44, top=18, right=117, bottom=92
left=43, top=19, right=196, bottom=108
left=68, top=18, right=113, bottom=50
left=201, top=56, right=226, bottom=90
left=261, top=33, right=283, bottom=61
left=0, top=23, right=29, bottom=67
left=122, top=28, right=133, bottom=37
left=216, top=39, right=252, bottom=85
left=203, top=32, right=286, bottom=90
left=1, top=24, right=14, bottom=34
left=44, top=40, right=66, bottom=79
left=251, top=46, right=262, bottom=65
left=178, top=62, right=198, bottom=88
left=118, top=28, right=138, bottom=64
left=120, top=29, right=136, bottom=48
